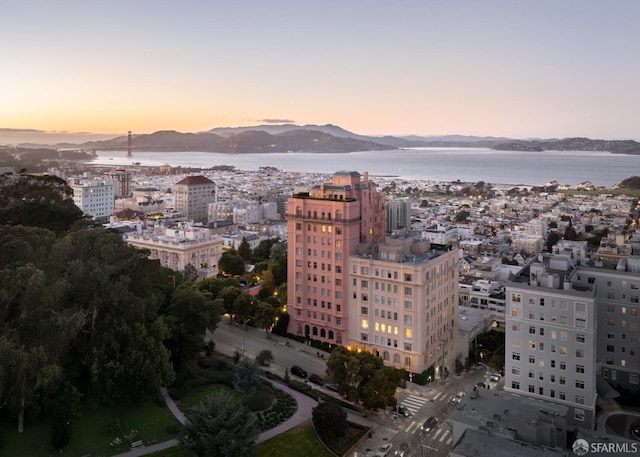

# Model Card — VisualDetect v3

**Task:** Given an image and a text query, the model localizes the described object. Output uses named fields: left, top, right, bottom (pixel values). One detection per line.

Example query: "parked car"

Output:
left=325, top=383, right=338, bottom=392
left=476, top=381, right=487, bottom=389
left=451, top=392, right=464, bottom=404
left=308, top=373, right=324, bottom=386
left=421, top=416, right=438, bottom=433
left=290, top=365, right=307, bottom=378
left=398, top=406, right=412, bottom=417
left=489, top=374, right=501, bottom=382
left=375, top=443, right=393, bottom=456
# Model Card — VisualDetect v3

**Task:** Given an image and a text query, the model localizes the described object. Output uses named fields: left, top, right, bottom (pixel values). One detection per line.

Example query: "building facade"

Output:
left=386, top=198, right=412, bottom=233
left=125, top=221, right=223, bottom=278
left=173, top=175, right=216, bottom=223
left=69, top=175, right=115, bottom=219
left=505, top=255, right=598, bottom=429
left=286, top=171, right=386, bottom=345
left=348, top=234, right=459, bottom=375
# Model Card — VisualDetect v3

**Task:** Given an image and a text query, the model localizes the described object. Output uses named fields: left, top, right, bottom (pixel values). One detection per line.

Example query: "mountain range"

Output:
left=10, top=124, right=640, bottom=155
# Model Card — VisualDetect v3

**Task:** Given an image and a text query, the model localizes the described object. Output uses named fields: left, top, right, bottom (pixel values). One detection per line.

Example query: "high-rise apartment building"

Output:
left=386, top=198, right=412, bottom=233
left=505, top=254, right=598, bottom=429
left=506, top=239, right=640, bottom=431
left=349, top=233, right=459, bottom=375
left=173, top=175, right=216, bottom=223
left=286, top=171, right=385, bottom=345
left=105, top=167, right=132, bottom=198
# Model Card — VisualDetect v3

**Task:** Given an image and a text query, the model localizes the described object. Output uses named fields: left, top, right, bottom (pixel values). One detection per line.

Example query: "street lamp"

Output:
left=242, top=317, right=253, bottom=355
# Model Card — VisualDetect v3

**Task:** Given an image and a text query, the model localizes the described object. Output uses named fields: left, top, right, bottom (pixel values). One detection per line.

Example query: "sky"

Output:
left=1, top=1, right=639, bottom=144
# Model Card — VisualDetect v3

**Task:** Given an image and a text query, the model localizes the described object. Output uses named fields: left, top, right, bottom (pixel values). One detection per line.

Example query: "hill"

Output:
left=12, top=124, right=640, bottom=155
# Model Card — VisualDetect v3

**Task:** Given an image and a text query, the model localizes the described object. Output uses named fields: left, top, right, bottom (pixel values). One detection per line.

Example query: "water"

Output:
left=90, top=147, right=640, bottom=188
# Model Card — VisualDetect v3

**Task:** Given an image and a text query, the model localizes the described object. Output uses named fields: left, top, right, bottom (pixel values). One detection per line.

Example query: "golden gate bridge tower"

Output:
left=127, top=131, right=132, bottom=158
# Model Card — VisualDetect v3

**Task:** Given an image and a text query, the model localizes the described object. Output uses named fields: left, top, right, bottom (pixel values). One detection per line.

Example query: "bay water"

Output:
left=91, top=147, right=640, bottom=188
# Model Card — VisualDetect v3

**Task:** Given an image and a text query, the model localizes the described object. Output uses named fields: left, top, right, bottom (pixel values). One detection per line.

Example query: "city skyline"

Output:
left=2, top=1, right=639, bottom=144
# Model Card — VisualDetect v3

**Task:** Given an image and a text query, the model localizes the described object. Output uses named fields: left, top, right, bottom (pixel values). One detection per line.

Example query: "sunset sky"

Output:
left=1, top=1, right=639, bottom=143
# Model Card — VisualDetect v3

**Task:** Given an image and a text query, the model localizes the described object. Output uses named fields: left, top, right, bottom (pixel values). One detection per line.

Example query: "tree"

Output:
left=253, top=301, right=277, bottom=333
left=218, top=250, right=245, bottom=277
left=454, top=357, right=464, bottom=376
left=564, top=219, right=578, bottom=241
left=546, top=231, right=560, bottom=251
left=181, top=391, right=259, bottom=457
left=454, top=209, right=469, bottom=222
left=183, top=263, right=199, bottom=282
left=255, top=349, right=274, bottom=368
left=232, top=293, right=257, bottom=323
left=232, top=358, right=261, bottom=393
left=0, top=174, right=84, bottom=234
left=165, top=286, right=223, bottom=370
left=237, top=236, right=252, bottom=262
left=360, top=366, right=400, bottom=410
left=312, top=402, right=347, bottom=442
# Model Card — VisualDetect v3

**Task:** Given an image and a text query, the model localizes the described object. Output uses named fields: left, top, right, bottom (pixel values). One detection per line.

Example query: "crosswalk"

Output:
left=432, top=391, right=445, bottom=401
left=400, top=394, right=429, bottom=415
left=404, top=421, right=452, bottom=445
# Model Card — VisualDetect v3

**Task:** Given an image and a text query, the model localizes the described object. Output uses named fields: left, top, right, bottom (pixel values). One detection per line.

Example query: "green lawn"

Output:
left=1, top=400, right=182, bottom=457
left=177, top=383, right=247, bottom=411
left=252, top=421, right=334, bottom=457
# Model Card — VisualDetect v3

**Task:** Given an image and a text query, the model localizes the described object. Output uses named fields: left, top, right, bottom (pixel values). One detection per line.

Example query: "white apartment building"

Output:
left=348, top=234, right=459, bottom=376
left=511, top=234, right=545, bottom=255
left=125, top=221, right=223, bottom=277
left=423, top=221, right=457, bottom=245
left=505, top=255, right=597, bottom=430
left=69, top=175, right=115, bottom=219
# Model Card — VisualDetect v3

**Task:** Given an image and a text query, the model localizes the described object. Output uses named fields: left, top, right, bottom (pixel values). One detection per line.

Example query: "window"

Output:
left=512, top=352, right=520, bottom=361
left=576, top=365, right=585, bottom=374
left=576, top=334, right=585, bottom=343
left=560, top=377, right=566, bottom=385
left=575, top=409, right=585, bottom=421
left=512, top=367, right=520, bottom=376
left=560, top=361, right=566, bottom=370
left=512, top=338, right=521, bottom=347
left=576, top=349, right=584, bottom=359
left=529, top=326, right=536, bottom=334
left=404, top=328, right=412, bottom=338
left=512, top=381, right=520, bottom=390
left=529, top=340, right=536, bottom=350
left=404, top=287, right=413, bottom=297
left=576, top=380, right=584, bottom=389
left=512, top=323, right=521, bottom=332
left=529, top=355, right=535, bottom=364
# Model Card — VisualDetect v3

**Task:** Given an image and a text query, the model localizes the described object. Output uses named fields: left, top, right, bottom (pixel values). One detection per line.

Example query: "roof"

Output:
left=174, top=175, right=214, bottom=186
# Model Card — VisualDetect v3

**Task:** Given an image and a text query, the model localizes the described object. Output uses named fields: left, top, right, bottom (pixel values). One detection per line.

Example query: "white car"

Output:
left=376, top=443, right=393, bottom=456
left=489, top=374, right=501, bottom=382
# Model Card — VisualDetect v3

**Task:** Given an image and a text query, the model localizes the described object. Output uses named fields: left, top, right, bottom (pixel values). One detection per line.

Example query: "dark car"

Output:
left=421, top=416, right=438, bottom=433
left=398, top=406, right=412, bottom=417
left=325, top=383, right=338, bottom=392
left=308, top=373, right=324, bottom=386
left=290, top=365, right=307, bottom=378
left=476, top=381, right=487, bottom=389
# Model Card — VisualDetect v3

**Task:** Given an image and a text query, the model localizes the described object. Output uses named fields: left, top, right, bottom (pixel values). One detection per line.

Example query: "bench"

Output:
left=131, top=440, right=144, bottom=448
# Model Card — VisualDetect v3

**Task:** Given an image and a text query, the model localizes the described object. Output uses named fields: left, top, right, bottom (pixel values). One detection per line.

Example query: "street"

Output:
left=209, top=320, right=499, bottom=457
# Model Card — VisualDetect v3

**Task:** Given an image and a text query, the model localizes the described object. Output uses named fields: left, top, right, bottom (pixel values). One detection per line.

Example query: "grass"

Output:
left=177, top=383, right=248, bottom=411
left=1, top=400, right=182, bottom=457
left=252, top=421, right=334, bottom=457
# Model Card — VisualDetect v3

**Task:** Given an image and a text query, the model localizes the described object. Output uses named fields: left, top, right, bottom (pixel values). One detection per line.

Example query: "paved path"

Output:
left=111, top=354, right=381, bottom=456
